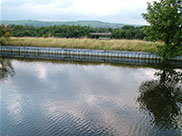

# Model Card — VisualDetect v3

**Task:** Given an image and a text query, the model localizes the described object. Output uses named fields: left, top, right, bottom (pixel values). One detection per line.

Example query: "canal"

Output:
left=0, top=58, right=182, bottom=136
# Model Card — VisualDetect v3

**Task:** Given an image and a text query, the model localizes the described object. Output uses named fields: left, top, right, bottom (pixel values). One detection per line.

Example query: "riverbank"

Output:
left=5, top=37, right=163, bottom=54
left=1, top=45, right=182, bottom=68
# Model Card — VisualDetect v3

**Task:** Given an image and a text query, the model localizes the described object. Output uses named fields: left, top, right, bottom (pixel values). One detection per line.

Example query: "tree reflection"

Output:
left=0, top=58, right=14, bottom=80
left=137, top=67, right=182, bottom=130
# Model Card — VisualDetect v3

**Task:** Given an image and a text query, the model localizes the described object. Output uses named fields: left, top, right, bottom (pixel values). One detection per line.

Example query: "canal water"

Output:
left=0, top=58, right=182, bottom=136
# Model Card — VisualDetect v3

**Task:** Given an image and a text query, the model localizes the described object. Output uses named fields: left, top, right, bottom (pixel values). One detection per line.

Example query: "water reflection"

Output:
left=0, top=58, right=14, bottom=80
left=137, top=67, right=182, bottom=130
left=1, top=59, right=182, bottom=136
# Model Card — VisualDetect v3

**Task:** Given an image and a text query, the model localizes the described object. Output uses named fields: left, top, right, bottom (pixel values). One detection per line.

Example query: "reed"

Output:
left=5, top=37, right=163, bottom=53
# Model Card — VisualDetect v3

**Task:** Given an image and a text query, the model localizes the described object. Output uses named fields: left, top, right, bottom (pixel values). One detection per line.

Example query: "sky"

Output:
left=0, top=0, right=155, bottom=25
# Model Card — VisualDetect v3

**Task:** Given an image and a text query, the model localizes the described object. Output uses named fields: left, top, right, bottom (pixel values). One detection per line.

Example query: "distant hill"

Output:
left=0, top=20, right=129, bottom=28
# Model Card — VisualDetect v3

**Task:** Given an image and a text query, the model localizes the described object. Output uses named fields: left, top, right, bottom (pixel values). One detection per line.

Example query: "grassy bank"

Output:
left=5, top=37, right=163, bottom=53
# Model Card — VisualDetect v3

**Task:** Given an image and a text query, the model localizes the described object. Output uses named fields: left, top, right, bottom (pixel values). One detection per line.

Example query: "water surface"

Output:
left=0, top=58, right=182, bottom=136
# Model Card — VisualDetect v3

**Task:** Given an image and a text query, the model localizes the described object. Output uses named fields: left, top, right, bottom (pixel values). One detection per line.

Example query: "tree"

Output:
left=0, top=24, right=11, bottom=44
left=122, top=25, right=135, bottom=30
left=142, top=0, right=182, bottom=59
left=111, top=28, right=124, bottom=39
left=124, top=30, right=133, bottom=39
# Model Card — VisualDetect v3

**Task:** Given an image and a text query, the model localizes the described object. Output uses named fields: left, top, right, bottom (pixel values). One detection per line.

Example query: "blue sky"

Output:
left=0, top=0, right=155, bottom=25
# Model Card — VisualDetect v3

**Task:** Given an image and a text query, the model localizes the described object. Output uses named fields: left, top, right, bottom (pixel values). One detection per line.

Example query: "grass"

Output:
left=5, top=37, right=164, bottom=54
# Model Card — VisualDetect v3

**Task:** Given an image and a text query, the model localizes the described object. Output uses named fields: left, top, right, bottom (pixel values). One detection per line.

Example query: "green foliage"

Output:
left=142, top=0, right=182, bottom=59
left=0, top=24, right=11, bottom=44
left=122, top=25, right=135, bottom=30
left=10, top=25, right=146, bottom=40
left=111, top=26, right=146, bottom=39
left=111, top=28, right=124, bottom=39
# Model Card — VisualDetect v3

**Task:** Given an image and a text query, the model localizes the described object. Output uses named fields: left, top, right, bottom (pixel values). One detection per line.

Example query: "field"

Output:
left=5, top=37, right=163, bottom=54
left=0, top=20, right=125, bottom=28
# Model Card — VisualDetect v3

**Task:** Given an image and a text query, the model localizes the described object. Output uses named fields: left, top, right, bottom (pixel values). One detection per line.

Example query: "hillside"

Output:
left=0, top=20, right=127, bottom=28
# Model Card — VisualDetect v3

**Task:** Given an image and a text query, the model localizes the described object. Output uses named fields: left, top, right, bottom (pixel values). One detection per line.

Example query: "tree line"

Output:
left=9, top=24, right=146, bottom=40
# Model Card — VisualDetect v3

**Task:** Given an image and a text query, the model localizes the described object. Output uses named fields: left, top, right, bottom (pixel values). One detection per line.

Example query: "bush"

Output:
left=0, top=24, right=11, bottom=44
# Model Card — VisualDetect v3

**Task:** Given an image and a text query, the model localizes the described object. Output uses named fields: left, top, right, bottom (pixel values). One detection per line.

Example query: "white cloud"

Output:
left=72, top=0, right=122, bottom=16
left=1, top=0, right=157, bottom=24
left=35, top=64, right=47, bottom=80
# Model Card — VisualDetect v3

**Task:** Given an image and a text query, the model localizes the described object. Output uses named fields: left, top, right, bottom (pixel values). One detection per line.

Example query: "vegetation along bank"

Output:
left=5, top=37, right=164, bottom=54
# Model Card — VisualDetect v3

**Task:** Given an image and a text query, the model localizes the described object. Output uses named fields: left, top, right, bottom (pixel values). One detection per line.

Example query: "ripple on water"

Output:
left=1, top=59, right=182, bottom=136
